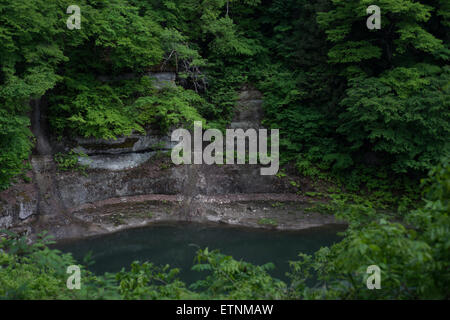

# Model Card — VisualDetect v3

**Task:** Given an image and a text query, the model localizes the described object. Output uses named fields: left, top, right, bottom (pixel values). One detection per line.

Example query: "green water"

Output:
left=55, top=222, right=345, bottom=283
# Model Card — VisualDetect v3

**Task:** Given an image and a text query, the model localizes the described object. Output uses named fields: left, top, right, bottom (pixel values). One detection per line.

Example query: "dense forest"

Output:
left=0, top=0, right=449, bottom=299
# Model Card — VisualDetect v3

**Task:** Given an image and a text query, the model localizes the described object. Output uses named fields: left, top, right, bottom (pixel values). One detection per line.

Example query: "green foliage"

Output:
left=48, top=74, right=209, bottom=138
left=289, top=160, right=450, bottom=300
left=86, top=0, right=164, bottom=72
left=0, top=231, right=101, bottom=299
left=116, top=262, right=193, bottom=299
left=191, top=248, right=286, bottom=299
left=338, top=64, right=450, bottom=173
left=254, top=0, right=449, bottom=191
left=54, top=151, right=88, bottom=172
left=134, top=85, right=208, bottom=132
left=0, top=0, right=67, bottom=189
left=49, top=76, right=145, bottom=139
left=0, top=110, right=32, bottom=190
left=317, top=0, right=447, bottom=63
left=406, top=159, right=450, bottom=296
left=257, top=218, right=278, bottom=227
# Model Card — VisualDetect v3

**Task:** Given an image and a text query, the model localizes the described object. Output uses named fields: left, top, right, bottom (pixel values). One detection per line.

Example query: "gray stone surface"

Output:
left=0, top=216, right=13, bottom=228
left=97, top=72, right=176, bottom=90
left=73, top=133, right=175, bottom=156
left=230, top=89, right=264, bottom=130
left=0, top=181, right=38, bottom=232
left=19, top=202, right=35, bottom=220
left=146, top=72, right=176, bottom=89
left=77, top=152, right=156, bottom=171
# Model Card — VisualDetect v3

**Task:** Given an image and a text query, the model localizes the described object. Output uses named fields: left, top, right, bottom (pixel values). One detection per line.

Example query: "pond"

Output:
left=55, top=222, right=345, bottom=284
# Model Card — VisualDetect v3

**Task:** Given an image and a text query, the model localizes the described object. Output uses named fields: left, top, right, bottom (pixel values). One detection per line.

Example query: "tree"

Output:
left=313, top=0, right=450, bottom=173
left=0, top=0, right=68, bottom=188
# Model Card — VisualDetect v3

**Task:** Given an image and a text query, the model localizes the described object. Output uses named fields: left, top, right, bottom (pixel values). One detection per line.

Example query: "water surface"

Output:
left=56, top=222, right=345, bottom=283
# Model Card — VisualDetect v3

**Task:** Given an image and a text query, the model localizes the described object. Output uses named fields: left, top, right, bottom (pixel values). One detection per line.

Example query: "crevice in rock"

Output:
left=30, top=97, right=52, bottom=156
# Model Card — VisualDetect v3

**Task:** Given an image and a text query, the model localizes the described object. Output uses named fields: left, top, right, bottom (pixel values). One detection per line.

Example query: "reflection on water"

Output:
left=55, top=222, right=345, bottom=283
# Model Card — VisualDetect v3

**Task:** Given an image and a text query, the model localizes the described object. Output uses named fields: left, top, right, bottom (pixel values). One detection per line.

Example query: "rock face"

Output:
left=74, top=134, right=174, bottom=155
left=0, top=182, right=38, bottom=233
left=230, top=85, right=264, bottom=130
left=77, top=152, right=157, bottom=171
left=72, top=132, right=176, bottom=171
left=0, top=85, right=343, bottom=241
left=97, top=72, right=176, bottom=89
left=30, top=98, right=52, bottom=156
left=146, top=72, right=176, bottom=89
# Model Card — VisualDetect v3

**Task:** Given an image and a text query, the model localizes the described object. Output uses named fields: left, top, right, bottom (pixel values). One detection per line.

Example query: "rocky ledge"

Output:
left=1, top=155, right=345, bottom=241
